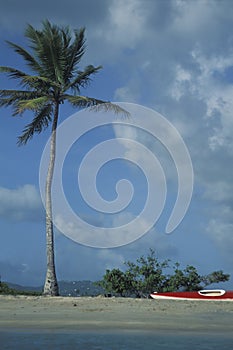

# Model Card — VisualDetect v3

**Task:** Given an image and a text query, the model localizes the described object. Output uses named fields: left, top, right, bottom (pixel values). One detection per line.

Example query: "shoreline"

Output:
left=1, top=295, right=233, bottom=334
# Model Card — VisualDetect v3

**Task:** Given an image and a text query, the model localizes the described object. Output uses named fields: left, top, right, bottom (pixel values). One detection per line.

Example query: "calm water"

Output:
left=0, top=330, right=232, bottom=350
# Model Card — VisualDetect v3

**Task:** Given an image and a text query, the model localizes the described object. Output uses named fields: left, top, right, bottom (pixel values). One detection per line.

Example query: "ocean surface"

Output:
left=0, top=330, right=232, bottom=350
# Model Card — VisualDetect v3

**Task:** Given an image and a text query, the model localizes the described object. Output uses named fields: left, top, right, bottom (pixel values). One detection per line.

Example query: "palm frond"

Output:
left=0, top=90, right=39, bottom=111
left=17, top=104, right=53, bottom=145
left=67, top=65, right=102, bottom=92
left=25, top=23, right=44, bottom=55
left=61, top=26, right=72, bottom=50
left=0, top=66, right=28, bottom=80
left=16, top=96, right=50, bottom=114
left=65, top=27, right=86, bottom=81
left=24, top=21, right=86, bottom=86
left=6, top=41, right=42, bottom=73
left=0, top=89, right=50, bottom=116
left=25, top=21, right=68, bottom=84
left=92, top=102, right=130, bottom=117
left=0, top=89, right=38, bottom=100
left=19, top=75, right=60, bottom=90
left=64, top=94, right=130, bottom=117
left=0, top=66, right=59, bottom=92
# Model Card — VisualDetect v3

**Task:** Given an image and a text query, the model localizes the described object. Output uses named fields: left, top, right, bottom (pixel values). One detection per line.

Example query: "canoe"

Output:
left=150, top=289, right=233, bottom=300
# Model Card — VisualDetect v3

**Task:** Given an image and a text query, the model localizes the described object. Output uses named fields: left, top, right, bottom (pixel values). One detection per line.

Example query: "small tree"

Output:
left=124, top=249, right=169, bottom=296
left=202, top=270, right=230, bottom=287
left=164, top=262, right=185, bottom=292
left=98, top=269, right=127, bottom=296
left=182, top=265, right=202, bottom=291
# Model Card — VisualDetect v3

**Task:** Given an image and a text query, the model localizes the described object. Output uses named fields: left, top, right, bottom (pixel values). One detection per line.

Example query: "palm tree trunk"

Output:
left=43, top=102, right=59, bottom=296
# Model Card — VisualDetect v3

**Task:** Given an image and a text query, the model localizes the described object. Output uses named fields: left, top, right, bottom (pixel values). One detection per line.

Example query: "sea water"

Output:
left=0, top=330, right=232, bottom=350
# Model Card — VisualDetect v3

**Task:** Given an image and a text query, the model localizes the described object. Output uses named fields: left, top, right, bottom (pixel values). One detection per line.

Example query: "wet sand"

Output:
left=0, top=295, right=233, bottom=334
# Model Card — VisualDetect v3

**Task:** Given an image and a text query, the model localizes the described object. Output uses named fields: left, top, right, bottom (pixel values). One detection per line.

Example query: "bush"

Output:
left=97, top=250, right=230, bottom=297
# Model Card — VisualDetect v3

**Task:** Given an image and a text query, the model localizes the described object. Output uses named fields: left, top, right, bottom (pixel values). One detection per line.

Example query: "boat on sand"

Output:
left=150, top=289, right=233, bottom=300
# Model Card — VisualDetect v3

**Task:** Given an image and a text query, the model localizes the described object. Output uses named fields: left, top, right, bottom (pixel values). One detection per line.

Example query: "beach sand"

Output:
left=0, top=295, right=233, bottom=334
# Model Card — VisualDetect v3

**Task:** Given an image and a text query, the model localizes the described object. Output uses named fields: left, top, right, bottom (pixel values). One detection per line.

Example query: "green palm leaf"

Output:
left=67, top=65, right=102, bottom=92
left=16, top=96, right=50, bottom=114
left=6, top=41, right=42, bottom=73
left=0, top=89, right=38, bottom=101
left=64, top=94, right=130, bottom=116
left=65, top=27, right=86, bottom=80
left=17, top=103, right=53, bottom=145
left=0, top=89, right=39, bottom=112
left=0, top=66, right=28, bottom=80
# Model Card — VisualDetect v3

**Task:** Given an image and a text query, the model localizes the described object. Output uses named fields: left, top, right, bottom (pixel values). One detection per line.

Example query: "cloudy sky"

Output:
left=1, top=0, right=233, bottom=288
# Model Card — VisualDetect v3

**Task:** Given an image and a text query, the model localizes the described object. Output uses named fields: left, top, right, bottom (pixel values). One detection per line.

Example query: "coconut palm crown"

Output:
left=0, top=20, right=127, bottom=296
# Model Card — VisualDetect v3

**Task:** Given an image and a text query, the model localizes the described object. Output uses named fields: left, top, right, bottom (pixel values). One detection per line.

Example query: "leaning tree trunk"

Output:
left=43, top=102, right=59, bottom=296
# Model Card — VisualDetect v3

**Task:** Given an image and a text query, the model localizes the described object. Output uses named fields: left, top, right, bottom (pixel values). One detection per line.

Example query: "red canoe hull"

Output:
left=150, top=290, right=233, bottom=300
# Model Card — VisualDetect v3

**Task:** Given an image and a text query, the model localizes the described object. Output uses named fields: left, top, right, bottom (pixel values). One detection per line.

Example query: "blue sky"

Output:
left=0, top=0, right=233, bottom=288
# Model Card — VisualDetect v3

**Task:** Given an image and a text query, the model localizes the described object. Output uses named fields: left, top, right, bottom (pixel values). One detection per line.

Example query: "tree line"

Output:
left=97, top=250, right=230, bottom=298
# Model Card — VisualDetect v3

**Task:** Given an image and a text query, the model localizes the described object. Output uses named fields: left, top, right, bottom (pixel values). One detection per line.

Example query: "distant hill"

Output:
left=5, top=280, right=104, bottom=296
left=58, top=280, right=104, bottom=296
left=5, top=282, right=42, bottom=293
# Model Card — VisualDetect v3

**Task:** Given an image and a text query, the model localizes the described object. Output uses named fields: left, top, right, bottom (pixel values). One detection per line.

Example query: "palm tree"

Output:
left=0, top=20, right=127, bottom=296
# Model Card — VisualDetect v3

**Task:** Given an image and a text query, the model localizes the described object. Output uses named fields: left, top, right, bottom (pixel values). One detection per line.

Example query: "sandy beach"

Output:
left=0, top=295, right=233, bottom=334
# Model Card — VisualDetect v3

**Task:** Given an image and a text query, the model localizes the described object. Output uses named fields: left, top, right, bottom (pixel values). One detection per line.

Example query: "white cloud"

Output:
left=173, top=0, right=216, bottom=35
left=97, top=249, right=125, bottom=271
left=113, top=119, right=185, bottom=185
left=170, top=65, right=192, bottom=101
left=114, top=86, right=139, bottom=103
left=104, top=0, right=148, bottom=49
left=206, top=212, right=233, bottom=265
left=0, top=185, right=43, bottom=221
left=169, top=47, right=233, bottom=153
left=54, top=210, right=152, bottom=249
left=204, top=181, right=233, bottom=203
